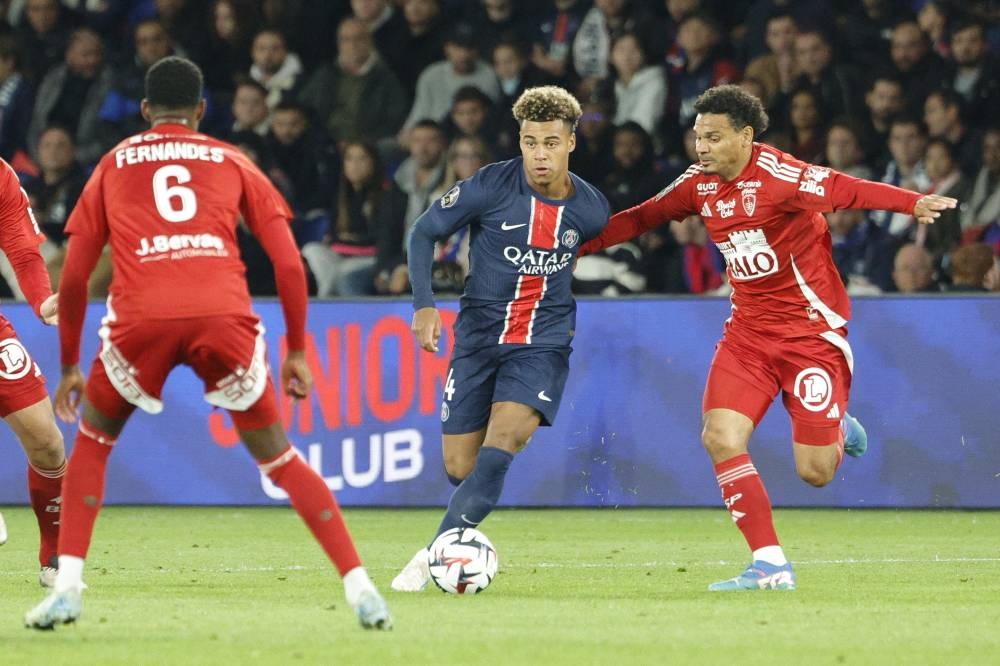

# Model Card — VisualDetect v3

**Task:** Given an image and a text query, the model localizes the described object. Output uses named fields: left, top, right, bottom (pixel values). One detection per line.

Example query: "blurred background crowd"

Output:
left=1, top=0, right=998, bottom=300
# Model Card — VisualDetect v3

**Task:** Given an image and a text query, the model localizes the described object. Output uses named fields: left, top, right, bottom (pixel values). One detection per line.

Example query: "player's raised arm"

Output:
left=783, top=162, right=958, bottom=222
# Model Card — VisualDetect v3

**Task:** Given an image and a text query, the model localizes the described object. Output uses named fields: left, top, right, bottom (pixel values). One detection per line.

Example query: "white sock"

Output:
left=342, top=566, right=375, bottom=608
left=752, top=545, right=788, bottom=566
left=55, top=555, right=85, bottom=593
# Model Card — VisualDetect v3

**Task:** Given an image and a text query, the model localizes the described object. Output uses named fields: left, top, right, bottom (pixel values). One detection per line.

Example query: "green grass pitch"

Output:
left=1, top=507, right=998, bottom=665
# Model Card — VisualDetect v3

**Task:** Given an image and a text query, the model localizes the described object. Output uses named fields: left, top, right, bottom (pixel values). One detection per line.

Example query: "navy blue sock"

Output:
left=434, top=446, right=514, bottom=539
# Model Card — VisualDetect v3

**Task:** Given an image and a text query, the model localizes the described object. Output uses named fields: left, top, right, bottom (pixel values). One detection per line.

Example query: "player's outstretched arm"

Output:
left=913, top=194, right=959, bottom=225
left=54, top=364, right=85, bottom=423
left=281, top=350, right=312, bottom=400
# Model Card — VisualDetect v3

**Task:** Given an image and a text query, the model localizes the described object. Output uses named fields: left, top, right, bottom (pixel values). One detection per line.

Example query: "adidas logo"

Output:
left=826, top=403, right=840, bottom=419
left=701, top=202, right=712, bottom=217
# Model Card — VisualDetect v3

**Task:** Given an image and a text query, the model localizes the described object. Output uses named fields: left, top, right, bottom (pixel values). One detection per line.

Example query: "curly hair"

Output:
left=512, top=86, right=582, bottom=131
left=145, top=56, right=203, bottom=109
left=693, top=84, right=769, bottom=136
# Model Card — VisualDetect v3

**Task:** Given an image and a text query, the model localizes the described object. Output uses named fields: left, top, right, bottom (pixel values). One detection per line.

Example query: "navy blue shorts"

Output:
left=440, top=344, right=571, bottom=435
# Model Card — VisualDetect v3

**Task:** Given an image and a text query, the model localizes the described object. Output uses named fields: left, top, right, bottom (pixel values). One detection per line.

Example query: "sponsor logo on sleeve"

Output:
left=798, top=165, right=830, bottom=196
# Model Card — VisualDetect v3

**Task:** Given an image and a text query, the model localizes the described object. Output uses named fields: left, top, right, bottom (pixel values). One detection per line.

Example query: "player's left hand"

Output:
left=281, top=350, right=312, bottom=400
left=913, top=194, right=958, bottom=225
left=39, top=293, right=58, bottom=325
left=54, top=365, right=85, bottom=423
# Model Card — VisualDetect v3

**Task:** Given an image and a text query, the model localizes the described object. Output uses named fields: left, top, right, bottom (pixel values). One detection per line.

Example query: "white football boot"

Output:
left=354, top=589, right=393, bottom=630
left=0, top=511, right=7, bottom=545
left=39, top=566, right=58, bottom=588
left=390, top=547, right=430, bottom=592
left=25, top=588, right=83, bottom=629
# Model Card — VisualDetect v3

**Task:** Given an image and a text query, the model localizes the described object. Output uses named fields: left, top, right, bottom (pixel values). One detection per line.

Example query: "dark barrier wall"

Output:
left=1, top=298, right=997, bottom=508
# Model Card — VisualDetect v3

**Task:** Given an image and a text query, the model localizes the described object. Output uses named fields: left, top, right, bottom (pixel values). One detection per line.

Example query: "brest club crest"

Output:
left=741, top=188, right=756, bottom=216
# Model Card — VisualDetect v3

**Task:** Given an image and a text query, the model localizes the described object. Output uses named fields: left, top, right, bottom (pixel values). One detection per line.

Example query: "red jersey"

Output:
left=582, top=143, right=922, bottom=337
left=61, top=124, right=307, bottom=364
left=0, top=159, right=52, bottom=317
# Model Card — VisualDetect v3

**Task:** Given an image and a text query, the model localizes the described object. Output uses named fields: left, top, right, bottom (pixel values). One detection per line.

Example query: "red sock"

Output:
left=714, top=453, right=780, bottom=551
left=58, top=424, right=115, bottom=559
left=261, top=446, right=362, bottom=576
left=28, top=460, right=66, bottom=567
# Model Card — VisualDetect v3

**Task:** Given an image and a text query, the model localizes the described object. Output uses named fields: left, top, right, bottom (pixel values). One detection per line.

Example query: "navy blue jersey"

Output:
left=409, top=158, right=610, bottom=348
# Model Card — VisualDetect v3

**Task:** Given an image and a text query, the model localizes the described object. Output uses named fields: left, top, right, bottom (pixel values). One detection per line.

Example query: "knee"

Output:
left=701, top=422, right=743, bottom=460
left=443, top=451, right=475, bottom=482
left=22, top=424, right=65, bottom=466
left=797, top=462, right=835, bottom=488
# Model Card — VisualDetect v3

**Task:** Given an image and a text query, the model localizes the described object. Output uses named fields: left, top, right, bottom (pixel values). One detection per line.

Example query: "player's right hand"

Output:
left=412, top=307, right=442, bottom=353
left=39, top=293, right=58, bottom=325
left=54, top=365, right=86, bottom=423
left=281, top=350, right=313, bottom=400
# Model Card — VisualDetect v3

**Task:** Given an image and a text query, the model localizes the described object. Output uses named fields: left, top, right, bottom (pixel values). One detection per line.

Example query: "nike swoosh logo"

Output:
left=538, top=391, right=552, bottom=402
left=500, top=221, right=527, bottom=230
left=459, top=514, right=477, bottom=525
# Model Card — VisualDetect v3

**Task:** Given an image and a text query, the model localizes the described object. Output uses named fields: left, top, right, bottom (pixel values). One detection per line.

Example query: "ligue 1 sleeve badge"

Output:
left=440, top=185, right=460, bottom=208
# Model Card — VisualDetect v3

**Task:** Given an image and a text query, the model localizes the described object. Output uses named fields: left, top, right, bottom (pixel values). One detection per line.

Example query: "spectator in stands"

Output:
left=823, top=121, right=873, bottom=180
left=380, top=0, right=444, bottom=98
left=442, top=86, right=497, bottom=154
left=425, top=136, right=494, bottom=295
left=601, top=121, right=663, bottom=213
left=892, top=242, right=938, bottom=293
left=532, top=0, right=588, bottom=84
left=860, top=74, right=906, bottom=169
left=201, top=0, right=258, bottom=101
left=608, top=31, right=666, bottom=137
left=350, top=0, right=407, bottom=61
left=98, top=18, right=177, bottom=143
left=838, top=0, right=904, bottom=70
left=265, top=101, right=339, bottom=247
left=570, top=96, right=615, bottom=186
left=944, top=243, right=993, bottom=292
left=923, top=89, right=982, bottom=176
left=961, top=128, right=1000, bottom=241
left=667, top=13, right=739, bottom=139
left=888, top=18, right=950, bottom=113
left=668, top=214, right=723, bottom=295
left=573, top=0, right=662, bottom=100
left=871, top=116, right=929, bottom=235
left=27, top=28, right=114, bottom=166
left=739, top=0, right=835, bottom=63
left=782, top=27, right=860, bottom=130
left=249, top=29, right=303, bottom=111
left=918, top=0, right=951, bottom=59
left=256, top=0, right=346, bottom=71
left=779, top=86, right=826, bottom=162
left=492, top=39, right=548, bottom=158
left=743, top=10, right=798, bottom=111
left=229, top=77, right=270, bottom=138
left=0, top=35, right=34, bottom=162
left=827, top=208, right=891, bottom=295
left=400, top=21, right=500, bottom=139
left=301, top=141, right=407, bottom=297
left=904, top=138, right=966, bottom=259
left=572, top=237, right=646, bottom=296
left=467, top=0, right=533, bottom=61
left=19, top=126, right=86, bottom=288
left=983, top=253, right=1000, bottom=292
left=948, top=19, right=1000, bottom=128
left=298, top=16, right=407, bottom=149
left=394, top=118, right=446, bottom=232
left=154, top=0, right=209, bottom=61
left=14, top=0, right=73, bottom=84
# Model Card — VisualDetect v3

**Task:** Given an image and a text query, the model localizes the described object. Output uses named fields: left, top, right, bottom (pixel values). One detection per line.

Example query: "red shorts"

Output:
left=85, top=314, right=278, bottom=430
left=703, top=321, right=853, bottom=446
left=0, top=316, right=49, bottom=417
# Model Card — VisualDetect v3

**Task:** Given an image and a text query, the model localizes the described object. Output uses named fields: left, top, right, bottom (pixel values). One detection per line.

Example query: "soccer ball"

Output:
left=427, top=527, right=498, bottom=594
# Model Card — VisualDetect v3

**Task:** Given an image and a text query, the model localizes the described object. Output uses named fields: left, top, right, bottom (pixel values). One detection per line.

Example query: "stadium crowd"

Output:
left=1, top=0, right=998, bottom=299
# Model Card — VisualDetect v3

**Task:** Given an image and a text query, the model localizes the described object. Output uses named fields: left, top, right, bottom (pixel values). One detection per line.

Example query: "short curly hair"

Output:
left=512, top=86, right=582, bottom=132
left=145, top=56, right=203, bottom=110
left=693, top=84, right=769, bottom=137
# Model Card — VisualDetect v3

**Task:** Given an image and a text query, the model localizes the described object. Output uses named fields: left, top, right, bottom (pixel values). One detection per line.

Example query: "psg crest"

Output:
left=561, top=229, right=580, bottom=248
